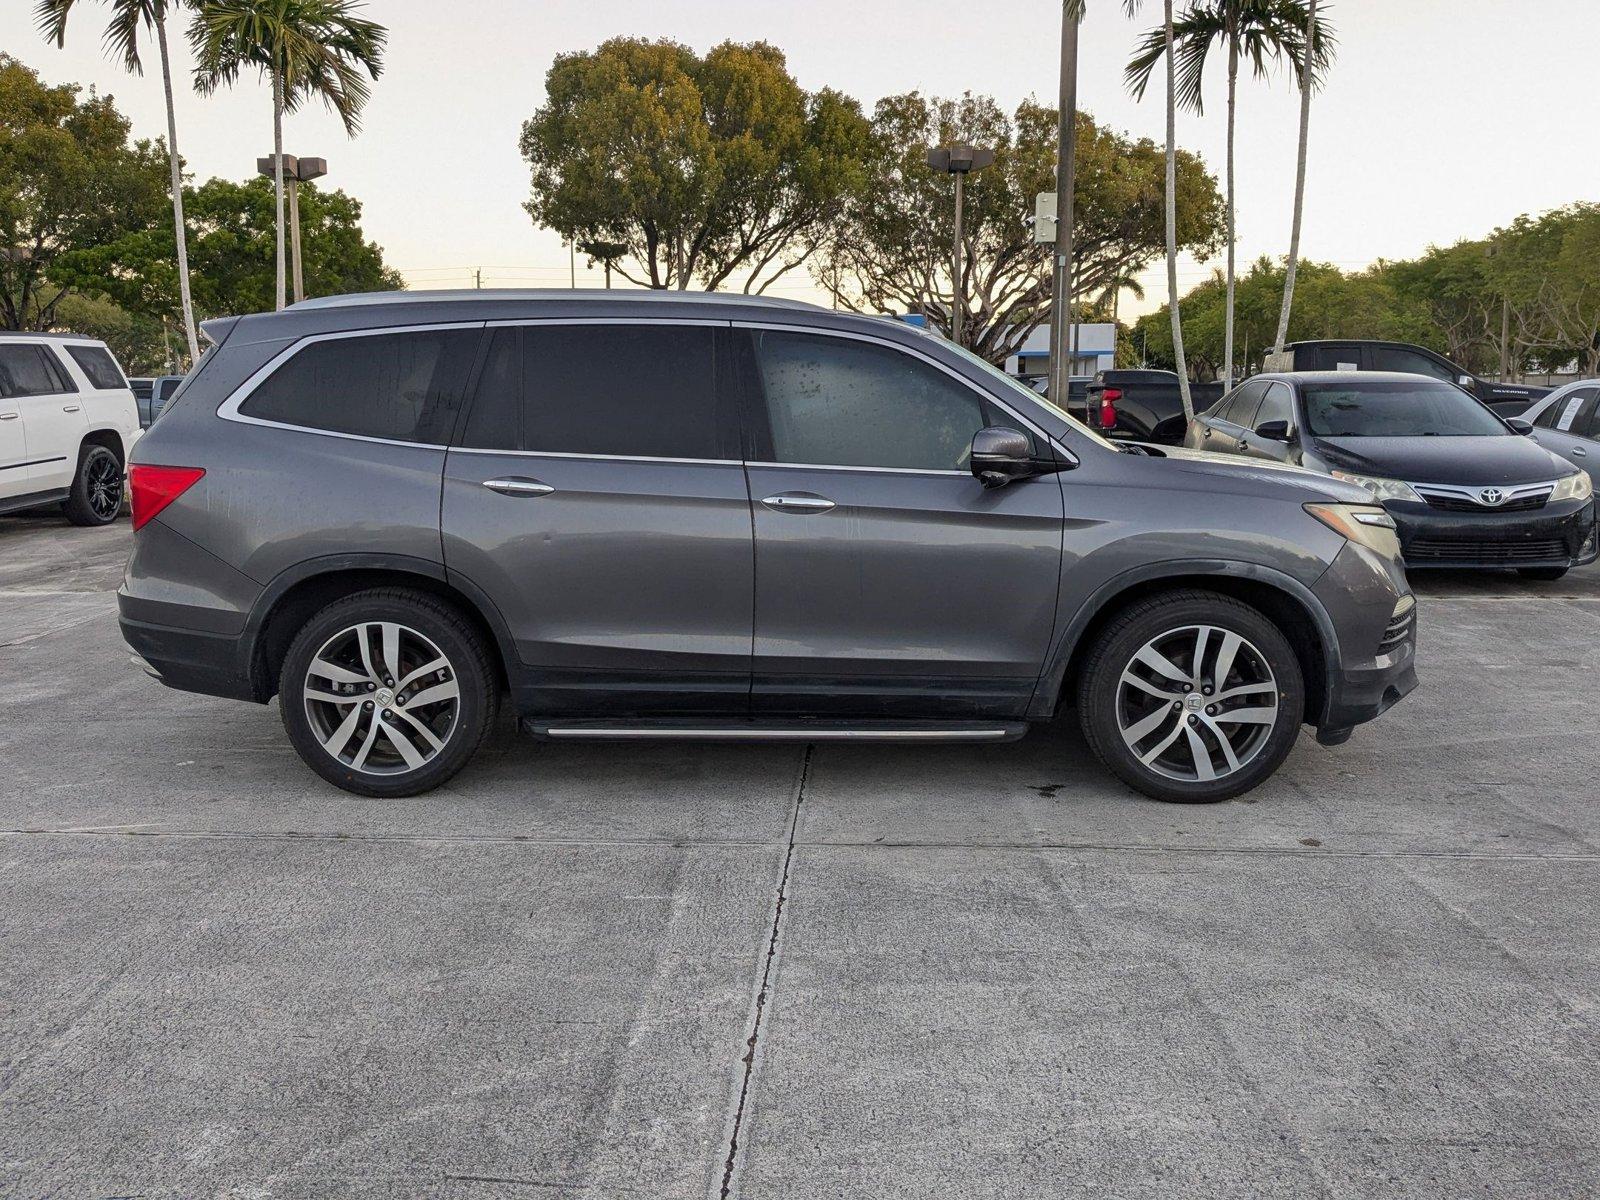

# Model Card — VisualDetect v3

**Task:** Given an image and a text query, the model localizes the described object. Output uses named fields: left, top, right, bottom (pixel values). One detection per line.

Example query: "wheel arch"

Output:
left=80, top=426, right=126, bottom=463
left=1033, top=561, right=1340, bottom=727
left=242, top=556, right=515, bottom=702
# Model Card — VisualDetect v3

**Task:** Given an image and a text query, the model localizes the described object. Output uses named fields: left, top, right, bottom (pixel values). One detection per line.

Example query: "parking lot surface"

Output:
left=2, top=513, right=1598, bottom=1198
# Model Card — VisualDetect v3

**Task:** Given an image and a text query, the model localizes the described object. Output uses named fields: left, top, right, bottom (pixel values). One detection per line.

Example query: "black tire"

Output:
left=62, top=442, right=123, bottom=527
left=279, top=588, right=498, bottom=797
left=1076, top=589, right=1305, bottom=804
left=1517, top=567, right=1568, bottom=581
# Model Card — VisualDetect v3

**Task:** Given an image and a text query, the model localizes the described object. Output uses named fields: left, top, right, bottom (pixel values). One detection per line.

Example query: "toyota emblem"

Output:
left=1479, top=488, right=1504, bottom=506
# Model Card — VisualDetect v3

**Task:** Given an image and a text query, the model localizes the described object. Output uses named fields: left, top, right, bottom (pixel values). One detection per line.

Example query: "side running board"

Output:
left=522, top=719, right=1028, bottom=744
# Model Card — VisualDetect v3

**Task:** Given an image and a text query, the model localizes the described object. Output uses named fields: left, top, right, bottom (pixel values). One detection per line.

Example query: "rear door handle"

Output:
left=761, top=492, right=835, bottom=514
left=482, top=477, right=554, bottom=497
left=63, top=405, right=81, bottom=413
left=0, top=413, right=17, bottom=421
left=1573, top=447, right=1588, bottom=458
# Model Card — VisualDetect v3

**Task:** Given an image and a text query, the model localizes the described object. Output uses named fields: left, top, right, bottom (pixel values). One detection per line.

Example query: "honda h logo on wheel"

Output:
left=1479, top=488, right=1504, bottom=506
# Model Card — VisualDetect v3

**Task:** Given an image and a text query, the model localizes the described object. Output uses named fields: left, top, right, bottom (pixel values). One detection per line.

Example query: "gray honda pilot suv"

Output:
left=119, top=291, right=1417, bottom=802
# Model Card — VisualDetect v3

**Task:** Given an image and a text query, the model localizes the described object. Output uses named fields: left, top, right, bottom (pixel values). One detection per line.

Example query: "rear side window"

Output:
left=1214, top=381, right=1265, bottom=425
left=241, top=328, right=481, bottom=444
left=0, top=344, right=74, bottom=397
left=460, top=324, right=723, bottom=459
left=65, top=344, right=126, bottom=390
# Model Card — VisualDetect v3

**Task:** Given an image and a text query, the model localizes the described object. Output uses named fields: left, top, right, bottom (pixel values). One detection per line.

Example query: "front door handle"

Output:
left=761, top=492, right=835, bottom=514
left=1239, top=439, right=1251, bottom=451
left=1202, top=428, right=1212, bottom=438
left=1573, top=447, right=1588, bottom=458
left=482, top=476, right=554, bottom=497
left=0, top=413, right=17, bottom=421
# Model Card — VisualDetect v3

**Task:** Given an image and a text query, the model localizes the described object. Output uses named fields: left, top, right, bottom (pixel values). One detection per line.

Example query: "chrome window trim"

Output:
left=449, top=446, right=741, bottom=467
left=732, top=319, right=1077, bottom=468
left=484, top=316, right=730, bottom=329
left=216, top=321, right=488, bottom=450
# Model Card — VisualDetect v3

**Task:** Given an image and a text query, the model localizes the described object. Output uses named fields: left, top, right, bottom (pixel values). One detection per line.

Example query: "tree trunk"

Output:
left=1223, top=33, right=1237, bottom=390
left=1273, top=0, right=1316, bottom=354
left=154, top=12, right=200, bottom=364
left=272, top=65, right=287, bottom=312
left=1164, top=0, right=1193, bottom=419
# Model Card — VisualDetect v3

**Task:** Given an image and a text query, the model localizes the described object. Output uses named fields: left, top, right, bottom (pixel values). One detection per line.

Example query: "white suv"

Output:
left=0, top=334, right=143, bottom=526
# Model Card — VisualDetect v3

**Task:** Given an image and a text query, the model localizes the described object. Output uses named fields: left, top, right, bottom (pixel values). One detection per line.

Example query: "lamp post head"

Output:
left=295, top=157, right=328, bottom=183
left=256, top=153, right=298, bottom=179
left=926, top=144, right=996, bottom=175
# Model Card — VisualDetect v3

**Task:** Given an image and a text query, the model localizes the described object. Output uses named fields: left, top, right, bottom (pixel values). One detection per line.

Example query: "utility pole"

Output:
left=474, top=267, right=482, bottom=289
left=1500, top=295, right=1511, bottom=382
left=1047, top=1, right=1080, bottom=406
left=569, top=236, right=577, bottom=289
left=927, top=145, right=994, bottom=349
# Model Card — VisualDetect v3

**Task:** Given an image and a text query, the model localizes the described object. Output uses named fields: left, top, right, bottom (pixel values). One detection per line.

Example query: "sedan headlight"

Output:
left=1329, top=470, right=1422, bottom=503
left=1305, top=503, right=1402, bottom=556
left=1551, top=471, right=1594, bottom=503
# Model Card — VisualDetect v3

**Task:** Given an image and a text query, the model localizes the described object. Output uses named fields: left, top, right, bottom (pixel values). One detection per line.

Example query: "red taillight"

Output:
left=130, top=465, right=205, bottom=531
left=1099, top=387, right=1122, bottom=430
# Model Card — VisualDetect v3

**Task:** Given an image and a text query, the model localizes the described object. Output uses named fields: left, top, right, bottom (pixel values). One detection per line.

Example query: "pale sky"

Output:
left=6, top=0, right=1598, bottom=316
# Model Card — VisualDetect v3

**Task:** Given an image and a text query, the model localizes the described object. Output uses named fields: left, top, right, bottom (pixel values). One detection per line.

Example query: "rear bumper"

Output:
left=1389, top=496, right=1598, bottom=569
left=118, top=599, right=257, bottom=702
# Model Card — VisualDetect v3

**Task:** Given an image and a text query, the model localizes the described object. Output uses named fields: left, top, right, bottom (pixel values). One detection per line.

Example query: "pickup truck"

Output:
left=1084, top=369, right=1227, bottom=443
left=1261, top=340, right=1549, bottom=416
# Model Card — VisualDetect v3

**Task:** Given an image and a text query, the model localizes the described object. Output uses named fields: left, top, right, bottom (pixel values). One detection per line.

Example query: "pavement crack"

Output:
left=718, top=745, right=810, bottom=1200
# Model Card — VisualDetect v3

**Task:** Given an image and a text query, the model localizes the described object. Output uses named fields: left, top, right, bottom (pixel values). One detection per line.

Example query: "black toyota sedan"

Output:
left=1183, top=372, right=1598, bottom=578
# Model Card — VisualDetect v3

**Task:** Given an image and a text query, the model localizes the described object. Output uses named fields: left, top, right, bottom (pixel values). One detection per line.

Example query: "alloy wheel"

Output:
left=302, top=621, right=460, bottom=776
left=1115, top=624, right=1280, bottom=783
left=85, top=452, right=122, bottom=521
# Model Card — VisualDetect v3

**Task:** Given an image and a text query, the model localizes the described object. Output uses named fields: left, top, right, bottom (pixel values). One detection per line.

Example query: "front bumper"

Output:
left=1310, top=542, right=1420, bottom=744
left=1387, top=496, right=1597, bottom=570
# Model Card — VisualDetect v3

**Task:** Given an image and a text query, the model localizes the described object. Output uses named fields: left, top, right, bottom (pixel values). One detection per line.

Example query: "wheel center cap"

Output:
left=1184, top=693, right=1205, bottom=711
left=375, top=688, right=394, bottom=707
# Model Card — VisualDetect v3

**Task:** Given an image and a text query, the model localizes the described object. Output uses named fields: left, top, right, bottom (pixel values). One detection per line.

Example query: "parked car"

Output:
left=121, top=291, right=1417, bottom=803
left=1085, top=369, right=1227, bottom=443
left=1182, top=371, right=1597, bottom=578
left=1260, top=340, right=1550, bottom=416
left=0, top=333, right=141, bottom=525
left=1521, top=379, right=1600, bottom=490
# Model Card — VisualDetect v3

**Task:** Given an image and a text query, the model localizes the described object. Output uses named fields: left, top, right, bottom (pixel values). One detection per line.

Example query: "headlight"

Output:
left=1330, top=470, right=1422, bottom=503
left=1552, top=471, right=1594, bottom=503
left=1305, top=502, right=1402, bottom=556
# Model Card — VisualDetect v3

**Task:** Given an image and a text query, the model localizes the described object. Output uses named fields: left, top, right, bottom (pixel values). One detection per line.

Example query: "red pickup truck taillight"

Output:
left=1098, top=387, right=1122, bottom=431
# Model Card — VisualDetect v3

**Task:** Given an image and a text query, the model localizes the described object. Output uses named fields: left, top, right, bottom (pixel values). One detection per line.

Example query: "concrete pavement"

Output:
left=1, top=512, right=1597, bottom=1198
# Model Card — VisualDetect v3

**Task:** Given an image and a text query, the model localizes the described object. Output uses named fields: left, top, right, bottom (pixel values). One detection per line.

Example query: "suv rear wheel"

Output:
left=1077, top=590, right=1305, bottom=803
left=62, top=442, right=123, bottom=526
left=279, top=589, right=498, bottom=797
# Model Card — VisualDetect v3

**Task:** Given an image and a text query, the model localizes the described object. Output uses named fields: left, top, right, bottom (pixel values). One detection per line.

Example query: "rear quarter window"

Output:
left=238, top=327, right=482, bottom=444
left=64, top=344, right=127, bottom=390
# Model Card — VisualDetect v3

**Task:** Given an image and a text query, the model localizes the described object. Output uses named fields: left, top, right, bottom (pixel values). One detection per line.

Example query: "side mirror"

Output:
left=1255, top=419, right=1294, bottom=443
left=971, top=426, right=1036, bottom=489
left=1458, top=374, right=1476, bottom=388
left=1506, top=417, right=1535, bottom=436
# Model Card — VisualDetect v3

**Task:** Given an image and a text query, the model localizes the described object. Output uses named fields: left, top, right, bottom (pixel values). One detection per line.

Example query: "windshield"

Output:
left=1303, top=380, right=1508, bottom=438
left=931, top=333, right=1118, bottom=451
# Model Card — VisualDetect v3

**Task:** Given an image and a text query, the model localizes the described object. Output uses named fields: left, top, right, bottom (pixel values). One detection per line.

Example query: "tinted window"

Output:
left=1214, top=381, right=1266, bottom=425
left=242, top=328, right=480, bottom=444
left=1253, top=382, right=1294, bottom=431
left=1575, top=396, right=1600, bottom=439
left=65, top=343, right=126, bottom=390
left=752, top=331, right=993, bottom=470
left=0, top=344, right=72, bottom=397
left=460, top=324, right=722, bottom=459
left=1305, top=345, right=1361, bottom=371
left=1302, top=380, right=1508, bottom=437
left=1369, top=346, right=1454, bottom=382
left=1538, top=387, right=1597, bottom=431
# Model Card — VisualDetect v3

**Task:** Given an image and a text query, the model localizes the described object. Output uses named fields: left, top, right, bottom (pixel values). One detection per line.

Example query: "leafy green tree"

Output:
left=49, top=290, right=177, bottom=373
left=1482, top=206, right=1600, bottom=376
left=0, top=54, right=169, bottom=330
left=34, top=0, right=203, bottom=360
left=1128, top=0, right=1329, bottom=388
left=814, top=92, right=1223, bottom=366
left=53, top=174, right=402, bottom=319
left=520, top=37, right=871, bottom=292
left=189, top=0, right=386, bottom=311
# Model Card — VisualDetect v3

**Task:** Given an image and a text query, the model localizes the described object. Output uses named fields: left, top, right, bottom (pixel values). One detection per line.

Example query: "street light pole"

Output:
left=927, top=145, right=995, bottom=349
left=258, top=155, right=325, bottom=303
left=1048, top=1, right=1081, bottom=406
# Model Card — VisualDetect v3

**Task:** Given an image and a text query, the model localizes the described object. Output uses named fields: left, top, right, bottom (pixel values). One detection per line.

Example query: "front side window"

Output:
left=1252, top=382, right=1294, bottom=431
left=0, top=344, right=72, bottom=398
left=64, top=344, right=126, bottom=390
left=1302, top=380, right=1508, bottom=438
left=1369, top=346, right=1454, bottom=382
left=240, top=327, right=481, bottom=444
left=752, top=331, right=994, bottom=470
left=460, top=324, right=722, bottom=459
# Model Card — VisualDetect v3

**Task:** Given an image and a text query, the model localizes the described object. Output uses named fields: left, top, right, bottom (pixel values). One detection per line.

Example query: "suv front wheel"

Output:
left=1077, top=590, right=1305, bottom=803
left=279, top=589, right=498, bottom=797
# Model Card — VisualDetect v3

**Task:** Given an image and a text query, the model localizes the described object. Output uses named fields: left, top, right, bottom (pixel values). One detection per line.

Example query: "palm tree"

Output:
left=1128, top=1, right=1315, bottom=391
left=189, top=0, right=385, bottom=311
left=1273, top=0, right=1335, bottom=354
left=36, top=0, right=202, bottom=362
